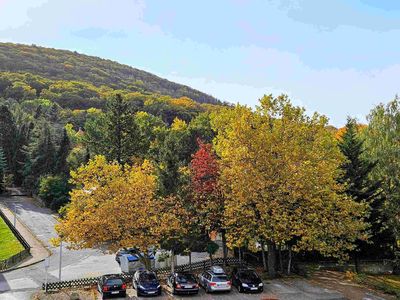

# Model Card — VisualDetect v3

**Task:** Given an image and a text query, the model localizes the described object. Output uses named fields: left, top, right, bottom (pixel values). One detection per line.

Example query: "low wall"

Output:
left=0, top=209, right=31, bottom=271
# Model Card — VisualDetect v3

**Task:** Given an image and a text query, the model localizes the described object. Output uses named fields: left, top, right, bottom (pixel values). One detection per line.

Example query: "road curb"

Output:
left=1, top=258, right=46, bottom=273
left=0, top=203, right=52, bottom=257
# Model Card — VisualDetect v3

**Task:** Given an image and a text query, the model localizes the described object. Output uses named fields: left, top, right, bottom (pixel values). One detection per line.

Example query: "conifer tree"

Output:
left=0, top=147, right=7, bottom=193
left=105, top=93, right=140, bottom=165
left=0, top=105, right=17, bottom=176
left=54, top=128, right=71, bottom=175
left=338, top=118, right=380, bottom=202
left=24, top=120, right=56, bottom=190
left=338, top=118, right=383, bottom=267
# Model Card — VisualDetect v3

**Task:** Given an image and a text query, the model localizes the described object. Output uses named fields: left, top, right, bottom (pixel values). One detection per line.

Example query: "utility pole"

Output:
left=13, top=206, right=17, bottom=228
left=44, top=258, right=49, bottom=292
left=58, top=240, right=63, bottom=281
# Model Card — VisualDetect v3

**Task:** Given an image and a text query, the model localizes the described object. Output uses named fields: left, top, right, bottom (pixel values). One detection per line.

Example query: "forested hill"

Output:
left=0, top=42, right=219, bottom=104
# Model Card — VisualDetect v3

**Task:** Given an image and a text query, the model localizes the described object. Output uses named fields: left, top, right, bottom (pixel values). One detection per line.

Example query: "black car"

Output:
left=133, top=270, right=162, bottom=296
left=167, top=272, right=199, bottom=295
left=231, top=267, right=263, bottom=293
left=97, top=274, right=127, bottom=299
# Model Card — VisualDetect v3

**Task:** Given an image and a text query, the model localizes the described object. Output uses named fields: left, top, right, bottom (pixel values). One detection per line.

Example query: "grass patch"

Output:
left=354, top=273, right=400, bottom=298
left=0, top=215, right=24, bottom=261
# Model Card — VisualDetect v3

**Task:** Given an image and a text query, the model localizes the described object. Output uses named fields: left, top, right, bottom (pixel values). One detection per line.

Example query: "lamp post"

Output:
left=58, top=238, right=63, bottom=281
left=13, top=206, right=17, bottom=228
left=44, top=258, right=49, bottom=292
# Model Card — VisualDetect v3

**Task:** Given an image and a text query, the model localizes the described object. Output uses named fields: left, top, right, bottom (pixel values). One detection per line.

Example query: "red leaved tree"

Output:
left=190, top=138, right=227, bottom=261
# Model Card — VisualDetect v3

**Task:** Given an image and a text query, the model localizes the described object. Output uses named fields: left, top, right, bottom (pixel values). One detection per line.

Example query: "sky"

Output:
left=0, top=0, right=399, bottom=126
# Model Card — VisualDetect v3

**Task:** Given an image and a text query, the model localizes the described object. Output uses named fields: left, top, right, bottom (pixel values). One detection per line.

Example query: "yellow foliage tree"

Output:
left=54, top=155, right=186, bottom=267
left=211, top=95, right=368, bottom=276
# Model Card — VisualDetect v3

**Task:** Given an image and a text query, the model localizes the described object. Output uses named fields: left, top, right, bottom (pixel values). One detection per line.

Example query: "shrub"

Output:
left=38, top=175, right=70, bottom=211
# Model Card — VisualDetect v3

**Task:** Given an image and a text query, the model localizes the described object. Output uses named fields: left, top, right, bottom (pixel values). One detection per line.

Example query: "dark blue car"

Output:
left=133, top=270, right=162, bottom=296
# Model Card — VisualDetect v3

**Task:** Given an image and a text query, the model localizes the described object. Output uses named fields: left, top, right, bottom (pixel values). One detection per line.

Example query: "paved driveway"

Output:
left=0, top=193, right=120, bottom=299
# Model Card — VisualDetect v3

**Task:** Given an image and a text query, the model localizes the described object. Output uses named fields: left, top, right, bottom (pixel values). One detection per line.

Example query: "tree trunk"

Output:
left=354, top=254, right=360, bottom=273
left=278, top=245, right=284, bottom=274
left=141, top=255, right=151, bottom=270
left=189, top=251, right=192, bottom=272
left=267, top=240, right=277, bottom=278
left=222, top=230, right=228, bottom=266
left=260, top=241, right=267, bottom=271
left=209, top=253, right=213, bottom=265
left=238, top=247, right=242, bottom=264
left=287, top=247, right=292, bottom=275
left=171, top=249, right=175, bottom=273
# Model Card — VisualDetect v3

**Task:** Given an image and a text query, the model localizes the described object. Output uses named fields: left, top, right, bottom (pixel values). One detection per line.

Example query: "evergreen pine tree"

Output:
left=54, top=128, right=70, bottom=175
left=0, top=147, right=7, bottom=193
left=0, top=105, right=17, bottom=177
left=24, top=120, right=56, bottom=190
left=338, top=117, right=386, bottom=261
left=105, top=94, right=140, bottom=164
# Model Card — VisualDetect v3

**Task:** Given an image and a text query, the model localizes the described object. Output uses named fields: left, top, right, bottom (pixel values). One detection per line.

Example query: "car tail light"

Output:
left=209, top=282, right=217, bottom=286
left=227, top=281, right=232, bottom=285
left=176, top=284, right=182, bottom=289
left=122, top=283, right=126, bottom=290
left=102, top=286, right=109, bottom=292
left=195, top=284, right=199, bottom=288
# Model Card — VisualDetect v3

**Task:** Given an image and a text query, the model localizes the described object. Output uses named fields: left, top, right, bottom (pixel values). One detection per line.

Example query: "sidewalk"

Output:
left=0, top=204, right=50, bottom=270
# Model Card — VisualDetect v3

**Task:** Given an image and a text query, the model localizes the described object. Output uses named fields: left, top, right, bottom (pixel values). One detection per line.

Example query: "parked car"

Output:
left=198, top=266, right=231, bottom=293
left=133, top=270, right=162, bottom=296
left=231, top=267, right=263, bottom=293
left=97, top=274, right=127, bottom=299
left=167, top=272, right=199, bottom=295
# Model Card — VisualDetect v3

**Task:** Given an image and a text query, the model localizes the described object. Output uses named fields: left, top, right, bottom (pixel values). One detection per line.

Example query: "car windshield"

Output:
left=213, top=275, right=228, bottom=282
left=140, top=273, right=157, bottom=282
left=106, top=279, right=123, bottom=286
left=177, top=274, right=196, bottom=283
left=239, top=271, right=259, bottom=281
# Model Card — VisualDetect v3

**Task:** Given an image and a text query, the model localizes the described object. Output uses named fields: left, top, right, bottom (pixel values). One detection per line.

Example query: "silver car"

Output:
left=199, top=267, right=232, bottom=293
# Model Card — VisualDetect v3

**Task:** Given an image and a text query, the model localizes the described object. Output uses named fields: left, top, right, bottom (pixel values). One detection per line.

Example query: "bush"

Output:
left=38, top=175, right=70, bottom=211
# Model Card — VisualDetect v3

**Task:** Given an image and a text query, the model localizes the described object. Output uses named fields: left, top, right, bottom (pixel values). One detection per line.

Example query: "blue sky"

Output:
left=0, top=0, right=399, bottom=126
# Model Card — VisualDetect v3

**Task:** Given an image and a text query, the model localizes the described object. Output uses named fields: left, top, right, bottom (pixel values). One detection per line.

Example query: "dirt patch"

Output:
left=31, top=288, right=98, bottom=300
left=308, top=270, right=395, bottom=300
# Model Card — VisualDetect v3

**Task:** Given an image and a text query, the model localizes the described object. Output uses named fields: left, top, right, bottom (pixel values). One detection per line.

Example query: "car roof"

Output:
left=210, top=266, right=225, bottom=274
left=102, top=274, right=123, bottom=279
left=175, top=272, right=196, bottom=277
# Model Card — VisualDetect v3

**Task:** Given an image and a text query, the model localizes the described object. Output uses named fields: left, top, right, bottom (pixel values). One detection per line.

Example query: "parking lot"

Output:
left=94, top=279, right=347, bottom=300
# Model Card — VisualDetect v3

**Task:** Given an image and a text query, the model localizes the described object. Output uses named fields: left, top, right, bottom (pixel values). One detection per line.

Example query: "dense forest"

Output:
left=0, top=43, right=220, bottom=105
left=0, top=43, right=399, bottom=277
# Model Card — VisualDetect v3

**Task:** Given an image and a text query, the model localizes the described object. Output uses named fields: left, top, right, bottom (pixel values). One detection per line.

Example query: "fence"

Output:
left=0, top=209, right=31, bottom=271
left=42, top=257, right=246, bottom=292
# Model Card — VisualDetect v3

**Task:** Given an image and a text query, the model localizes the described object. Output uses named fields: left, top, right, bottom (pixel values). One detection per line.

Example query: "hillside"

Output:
left=0, top=43, right=219, bottom=104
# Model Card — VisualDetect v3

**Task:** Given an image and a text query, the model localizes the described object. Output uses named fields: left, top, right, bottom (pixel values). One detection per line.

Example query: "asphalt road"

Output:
left=90, top=280, right=348, bottom=300
left=0, top=193, right=120, bottom=299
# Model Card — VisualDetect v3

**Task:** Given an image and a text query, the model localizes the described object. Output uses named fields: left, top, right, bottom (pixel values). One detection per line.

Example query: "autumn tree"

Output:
left=55, top=156, right=186, bottom=268
left=190, top=139, right=227, bottom=261
left=211, top=95, right=368, bottom=277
